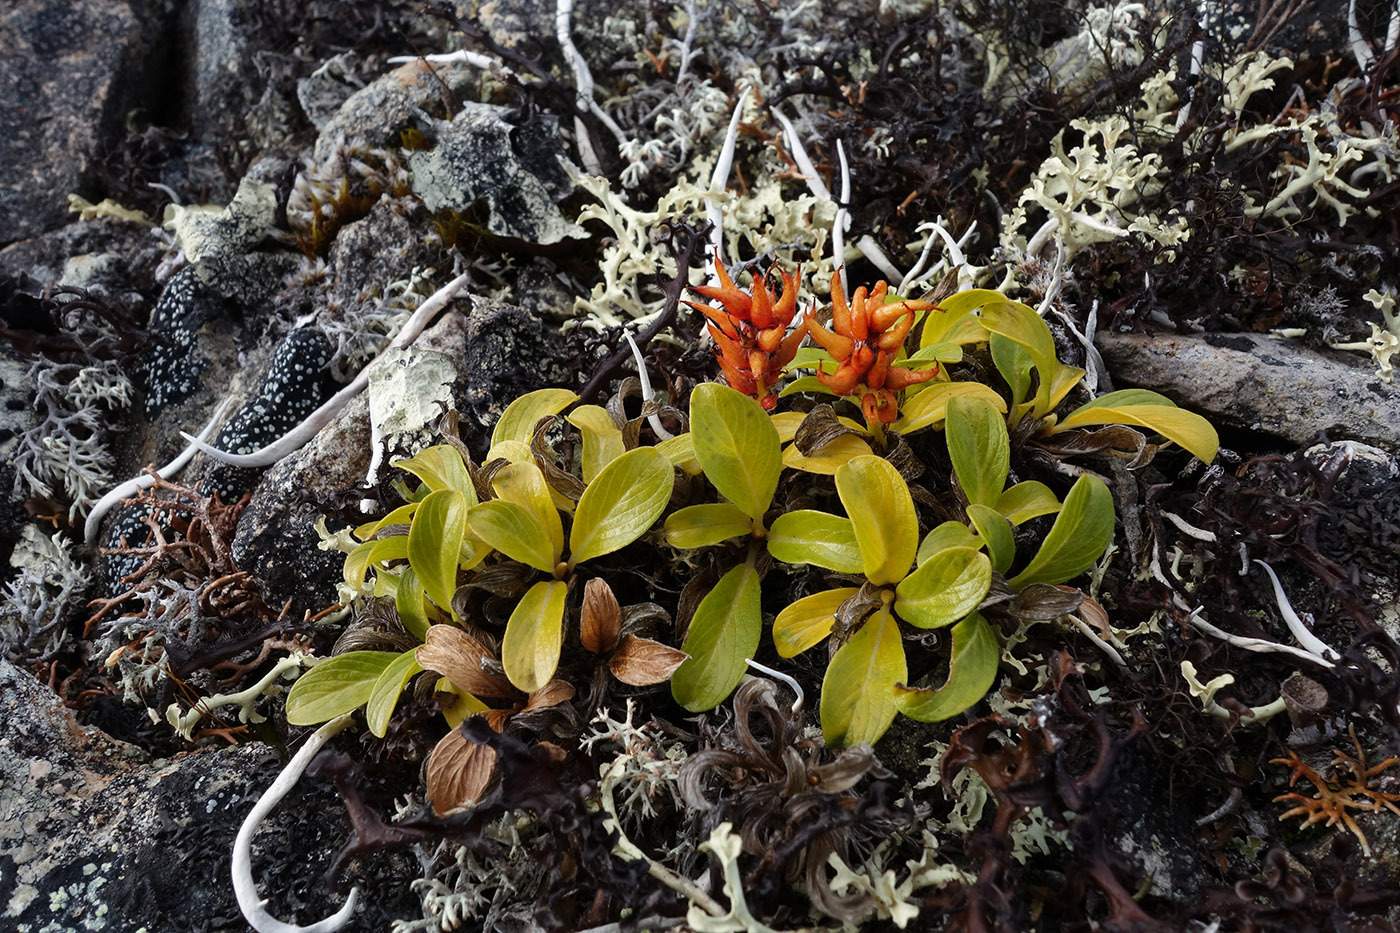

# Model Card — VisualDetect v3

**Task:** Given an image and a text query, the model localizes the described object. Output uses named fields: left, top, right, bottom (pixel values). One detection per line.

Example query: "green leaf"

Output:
left=919, top=289, right=1002, bottom=346
left=1009, top=475, right=1115, bottom=588
left=820, top=609, right=907, bottom=747
left=365, top=649, right=424, bottom=738
left=469, top=499, right=557, bottom=574
left=285, top=651, right=399, bottom=725
left=895, top=547, right=992, bottom=629
left=772, top=587, right=859, bottom=657
left=1067, top=388, right=1178, bottom=413
left=664, top=503, right=753, bottom=549
left=570, top=447, right=674, bottom=566
left=995, top=481, right=1062, bottom=526
left=898, top=342, right=963, bottom=365
left=393, top=445, right=475, bottom=500
left=488, top=388, right=578, bottom=461
left=783, top=345, right=838, bottom=371
left=780, top=434, right=873, bottom=474
left=689, top=383, right=782, bottom=521
left=407, top=489, right=469, bottom=614
left=946, top=396, right=1010, bottom=507
left=501, top=580, right=568, bottom=692
left=671, top=561, right=763, bottom=711
left=897, top=613, right=1000, bottom=721
left=778, top=375, right=838, bottom=397
left=980, top=302, right=1085, bottom=419
left=917, top=521, right=979, bottom=565
left=343, top=535, right=409, bottom=590
left=767, top=511, right=864, bottom=573
left=966, top=504, right=1015, bottom=574
left=655, top=433, right=701, bottom=474
left=354, top=501, right=419, bottom=540
left=565, top=405, right=627, bottom=482
left=394, top=567, right=431, bottom=640
left=989, top=334, right=1034, bottom=411
left=1048, top=404, right=1219, bottom=464
left=892, top=382, right=1007, bottom=434
left=491, top=462, right=564, bottom=567
left=835, top=456, right=918, bottom=585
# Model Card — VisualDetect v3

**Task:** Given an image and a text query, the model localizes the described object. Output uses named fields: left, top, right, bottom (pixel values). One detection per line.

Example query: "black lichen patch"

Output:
left=202, top=328, right=333, bottom=502
left=141, top=266, right=224, bottom=418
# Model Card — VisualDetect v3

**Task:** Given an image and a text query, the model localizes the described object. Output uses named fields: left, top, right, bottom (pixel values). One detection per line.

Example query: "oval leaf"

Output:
left=609, top=635, right=689, bottom=686
left=416, top=624, right=516, bottom=698
left=468, top=499, right=557, bottom=574
left=655, top=433, right=702, bottom=475
left=895, top=546, right=992, bottom=629
left=946, top=396, right=1010, bottom=507
left=285, top=651, right=399, bottom=725
left=892, top=382, right=1006, bottom=434
left=491, top=461, right=564, bottom=566
left=835, top=455, right=918, bottom=586
left=566, top=404, right=627, bottom=482
left=365, top=649, right=424, bottom=738
left=1009, top=475, right=1115, bottom=588
left=820, top=609, right=907, bottom=747
left=897, top=612, right=999, bottom=721
left=772, top=587, right=860, bottom=657
left=690, top=383, right=782, bottom=521
left=501, top=580, right=569, bottom=693
left=995, top=481, right=1062, bottom=526
left=671, top=561, right=762, bottom=711
left=488, top=388, right=578, bottom=461
left=393, top=445, right=475, bottom=499
left=781, top=434, right=873, bottom=474
left=426, top=725, right=496, bottom=815
left=570, top=447, right=674, bottom=566
left=394, top=567, right=432, bottom=640
left=767, top=511, right=864, bottom=574
left=1049, top=404, right=1219, bottom=464
left=966, top=503, right=1016, bottom=574
left=664, top=502, right=754, bottom=550
left=916, top=521, right=979, bottom=566
left=408, top=489, right=469, bottom=614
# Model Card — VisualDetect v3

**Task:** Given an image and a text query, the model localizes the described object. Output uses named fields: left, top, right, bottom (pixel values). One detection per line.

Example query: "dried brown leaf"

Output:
left=580, top=577, right=622, bottom=654
left=609, top=634, right=689, bottom=685
left=416, top=624, right=517, bottom=698
left=526, top=678, right=576, bottom=709
left=426, top=725, right=497, bottom=815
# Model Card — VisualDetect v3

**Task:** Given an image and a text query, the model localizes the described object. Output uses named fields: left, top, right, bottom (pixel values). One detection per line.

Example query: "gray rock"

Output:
left=313, top=59, right=481, bottom=161
left=231, top=309, right=470, bottom=614
left=0, top=659, right=418, bottom=931
left=1096, top=331, right=1400, bottom=451
left=462, top=296, right=574, bottom=434
left=0, top=0, right=160, bottom=245
left=409, top=104, right=585, bottom=245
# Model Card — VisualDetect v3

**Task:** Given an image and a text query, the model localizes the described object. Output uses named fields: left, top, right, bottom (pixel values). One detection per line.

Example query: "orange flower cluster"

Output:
left=688, top=259, right=809, bottom=410
left=805, top=269, right=939, bottom=423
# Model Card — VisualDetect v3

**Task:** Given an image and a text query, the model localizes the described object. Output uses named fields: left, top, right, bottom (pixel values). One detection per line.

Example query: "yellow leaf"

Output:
left=501, top=580, right=568, bottom=693
left=820, top=609, right=907, bottom=747
left=835, top=456, right=918, bottom=586
left=565, top=405, right=627, bottom=482
left=892, top=382, right=1007, bottom=434
left=772, top=587, right=860, bottom=657
left=490, top=462, right=564, bottom=567
left=488, top=388, right=578, bottom=461
left=781, top=434, right=873, bottom=474
left=569, top=447, right=673, bottom=566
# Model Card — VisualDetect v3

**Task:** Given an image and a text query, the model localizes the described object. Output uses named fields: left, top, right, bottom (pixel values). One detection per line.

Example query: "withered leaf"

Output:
left=416, top=624, right=517, bottom=697
left=1010, top=583, right=1083, bottom=621
left=1076, top=591, right=1113, bottom=637
left=426, top=724, right=497, bottom=815
left=580, top=577, right=622, bottom=654
left=608, top=634, right=689, bottom=686
left=526, top=678, right=576, bottom=710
